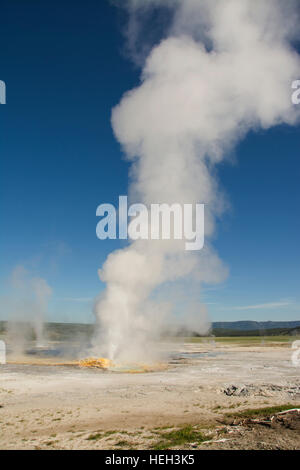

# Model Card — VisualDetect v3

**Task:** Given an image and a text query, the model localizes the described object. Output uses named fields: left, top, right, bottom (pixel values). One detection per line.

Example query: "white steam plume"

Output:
left=94, top=0, right=300, bottom=362
left=8, top=266, right=52, bottom=350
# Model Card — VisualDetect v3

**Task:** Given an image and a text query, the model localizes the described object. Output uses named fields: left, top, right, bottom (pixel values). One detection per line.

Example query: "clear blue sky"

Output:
left=0, top=1, right=299, bottom=323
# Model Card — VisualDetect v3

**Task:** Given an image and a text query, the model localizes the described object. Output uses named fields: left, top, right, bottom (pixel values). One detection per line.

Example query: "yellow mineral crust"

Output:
left=78, top=357, right=167, bottom=372
left=78, top=357, right=113, bottom=369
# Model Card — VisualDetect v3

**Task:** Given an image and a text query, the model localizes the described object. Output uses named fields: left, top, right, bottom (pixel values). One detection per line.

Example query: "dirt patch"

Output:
left=202, top=408, right=300, bottom=450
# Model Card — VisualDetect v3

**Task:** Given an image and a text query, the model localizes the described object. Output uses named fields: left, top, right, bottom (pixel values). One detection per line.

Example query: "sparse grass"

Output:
left=152, top=425, right=210, bottom=450
left=86, top=430, right=118, bottom=441
left=225, top=404, right=300, bottom=419
left=153, top=425, right=173, bottom=431
left=86, top=433, right=102, bottom=441
left=115, top=440, right=131, bottom=447
left=212, top=405, right=222, bottom=410
left=103, top=430, right=118, bottom=437
left=45, top=440, right=57, bottom=446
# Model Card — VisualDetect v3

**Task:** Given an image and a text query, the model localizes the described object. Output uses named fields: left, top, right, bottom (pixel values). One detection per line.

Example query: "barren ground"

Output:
left=0, top=339, right=299, bottom=450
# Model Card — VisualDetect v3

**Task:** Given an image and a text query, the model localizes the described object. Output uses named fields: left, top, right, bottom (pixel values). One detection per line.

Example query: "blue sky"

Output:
left=0, top=1, right=299, bottom=323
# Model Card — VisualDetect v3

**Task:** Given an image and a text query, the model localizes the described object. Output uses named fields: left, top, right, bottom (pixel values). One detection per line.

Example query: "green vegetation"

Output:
left=115, top=440, right=131, bottom=447
left=0, top=320, right=93, bottom=342
left=45, top=440, right=57, bottom=446
left=103, top=430, right=118, bottom=437
left=1, top=320, right=299, bottom=343
left=86, top=433, right=102, bottom=441
left=188, top=335, right=300, bottom=345
left=152, top=425, right=210, bottom=450
left=86, top=430, right=119, bottom=441
left=212, top=327, right=300, bottom=337
left=226, top=404, right=300, bottom=419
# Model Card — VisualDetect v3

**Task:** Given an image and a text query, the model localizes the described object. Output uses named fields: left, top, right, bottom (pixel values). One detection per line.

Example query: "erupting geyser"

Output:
left=93, top=0, right=300, bottom=364
left=7, top=266, right=52, bottom=352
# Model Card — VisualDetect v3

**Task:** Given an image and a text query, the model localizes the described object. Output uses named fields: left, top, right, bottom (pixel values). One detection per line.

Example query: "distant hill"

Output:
left=212, top=321, right=300, bottom=331
left=1, top=320, right=300, bottom=340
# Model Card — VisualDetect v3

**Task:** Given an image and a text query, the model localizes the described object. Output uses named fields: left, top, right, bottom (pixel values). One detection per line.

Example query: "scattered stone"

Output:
left=221, top=383, right=300, bottom=398
left=222, top=384, right=250, bottom=396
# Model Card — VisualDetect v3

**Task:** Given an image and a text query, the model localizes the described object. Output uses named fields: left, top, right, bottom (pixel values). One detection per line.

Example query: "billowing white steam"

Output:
left=8, top=266, right=52, bottom=349
left=94, top=0, right=300, bottom=362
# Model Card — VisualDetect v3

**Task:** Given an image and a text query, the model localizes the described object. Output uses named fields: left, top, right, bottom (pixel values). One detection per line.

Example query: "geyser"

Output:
left=7, top=266, right=52, bottom=351
left=93, top=0, right=300, bottom=363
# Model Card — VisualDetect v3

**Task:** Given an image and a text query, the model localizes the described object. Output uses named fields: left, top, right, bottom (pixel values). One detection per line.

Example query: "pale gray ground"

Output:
left=0, top=341, right=299, bottom=449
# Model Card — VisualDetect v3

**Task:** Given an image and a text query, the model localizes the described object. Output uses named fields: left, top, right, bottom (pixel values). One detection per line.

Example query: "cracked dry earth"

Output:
left=0, top=342, right=299, bottom=449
